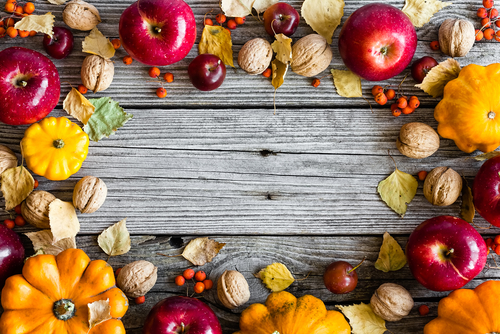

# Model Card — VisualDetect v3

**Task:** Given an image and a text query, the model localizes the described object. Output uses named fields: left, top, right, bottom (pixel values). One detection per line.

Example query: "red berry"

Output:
left=484, top=28, right=495, bottom=40
left=476, top=29, right=484, bottom=41
left=262, top=68, right=271, bottom=78
left=494, top=235, right=500, bottom=245
left=478, top=7, right=488, bottom=18
left=194, top=271, right=206, bottom=282
left=408, top=98, right=420, bottom=109
left=374, top=92, right=387, bottom=105
left=163, top=72, right=174, bottom=83
left=392, top=109, right=402, bottom=117
left=156, top=87, right=167, bottom=98
left=401, top=106, right=415, bottom=115
left=3, top=219, right=15, bottom=229
left=227, top=19, right=237, bottom=29
left=390, top=103, right=399, bottom=112
left=490, top=8, right=499, bottom=18
left=385, top=89, right=395, bottom=100
left=311, top=78, right=320, bottom=87
left=78, top=84, right=88, bottom=94
left=482, top=18, right=491, bottom=28
left=123, top=55, right=133, bottom=65
left=483, top=0, right=494, bottom=9
left=419, top=305, right=430, bottom=316
left=397, top=97, right=408, bottom=109
left=496, top=246, right=500, bottom=256
left=487, top=238, right=494, bottom=248
left=215, top=14, right=226, bottom=24
left=135, top=296, right=146, bottom=304
left=194, top=282, right=205, bottom=294
left=371, top=85, right=383, bottom=96
left=183, top=268, right=195, bottom=280
left=496, top=20, right=500, bottom=28
left=204, top=18, right=213, bottom=26
left=111, top=39, right=121, bottom=49
left=417, top=170, right=428, bottom=181
left=14, top=215, right=25, bottom=226
left=23, top=2, right=35, bottom=14
left=115, top=268, right=122, bottom=277
left=149, top=67, right=160, bottom=78
left=175, top=275, right=186, bottom=286
left=203, top=279, right=213, bottom=290
left=430, top=40, right=440, bottom=50
left=235, top=17, right=245, bottom=25
left=14, top=204, right=21, bottom=215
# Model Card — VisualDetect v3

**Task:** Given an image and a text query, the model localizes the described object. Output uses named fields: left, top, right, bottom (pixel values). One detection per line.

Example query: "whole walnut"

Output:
left=0, top=145, right=17, bottom=175
left=291, top=34, right=332, bottom=77
left=238, top=38, right=273, bottom=75
left=217, top=270, right=250, bottom=309
left=73, top=176, right=107, bottom=213
left=117, top=260, right=158, bottom=298
left=397, top=122, right=440, bottom=159
left=439, top=19, right=475, bottom=57
left=81, top=55, right=114, bottom=93
left=63, top=0, right=101, bottom=31
left=370, top=283, right=414, bottom=321
left=21, top=190, right=57, bottom=229
left=424, top=167, right=462, bottom=206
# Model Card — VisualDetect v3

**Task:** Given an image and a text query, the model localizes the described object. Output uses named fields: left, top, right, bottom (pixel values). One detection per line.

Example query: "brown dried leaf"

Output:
left=331, top=69, right=362, bottom=98
left=14, top=13, right=55, bottom=37
left=199, top=25, right=234, bottom=67
left=416, top=58, right=461, bottom=97
left=25, top=230, right=76, bottom=256
left=271, top=34, right=292, bottom=65
left=302, top=0, right=344, bottom=44
left=473, top=151, right=500, bottom=161
left=460, top=178, right=475, bottom=224
left=47, top=0, right=66, bottom=4
left=1, top=166, right=34, bottom=210
left=181, top=237, right=225, bottom=266
left=63, top=87, right=95, bottom=124
left=272, top=59, right=288, bottom=90
left=403, top=0, right=452, bottom=27
left=82, top=27, right=115, bottom=59
left=88, top=299, right=111, bottom=329
left=49, top=199, right=80, bottom=243
left=221, top=0, right=278, bottom=16
left=374, top=232, right=407, bottom=272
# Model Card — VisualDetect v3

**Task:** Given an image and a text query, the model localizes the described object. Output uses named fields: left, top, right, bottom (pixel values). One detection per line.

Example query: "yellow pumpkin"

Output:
left=234, top=291, right=351, bottom=334
left=424, top=280, right=500, bottom=334
left=434, top=63, right=500, bottom=153
left=21, top=117, right=89, bottom=181
left=0, top=248, right=128, bottom=334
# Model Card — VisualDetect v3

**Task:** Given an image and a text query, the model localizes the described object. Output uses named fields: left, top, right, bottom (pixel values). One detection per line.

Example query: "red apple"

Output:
left=411, top=56, right=438, bottom=83
left=473, top=155, right=500, bottom=227
left=119, top=0, right=196, bottom=66
left=43, top=27, right=74, bottom=60
left=323, top=260, right=363, bottom=294
left=142, top=296, right=222, bottom=334
left=0, top=47, right=60, bottom=126
left=188, top=54, right=226, bottom=91
left=0, top=224, right=25, bottom=288
left=338, top=3, right=417, bottom=81
left=406, top=216, right=487, bottom=291
left=263, top=2, right=300, bottom=37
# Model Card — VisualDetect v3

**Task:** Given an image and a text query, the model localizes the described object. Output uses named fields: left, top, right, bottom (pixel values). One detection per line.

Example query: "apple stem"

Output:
left=445, top=248, right=454, bottom=258
left=154, top=27, right=161, bottom=34
left=181, top=322, right=185, bottom=333
left=53, top=139, right=65, bottom=149
left=18, top=80, right=27, bottom=87
left=347, top=257, right=366, bottom=274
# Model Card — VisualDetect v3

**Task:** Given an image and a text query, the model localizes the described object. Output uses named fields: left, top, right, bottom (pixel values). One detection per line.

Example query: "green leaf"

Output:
left=374, top=232, right=407, bottom=272
left=84, top=97, right=133, bottom=142
left=460, top=177, right=475, bottom=224
left=377, top=167, right=418, bottom=217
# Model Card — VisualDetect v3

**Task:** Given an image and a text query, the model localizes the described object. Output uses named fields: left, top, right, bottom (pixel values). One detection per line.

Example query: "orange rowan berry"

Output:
left=494, top=235, right=500, bottom=245
left=115, top=267, right=122, bottom=277
left=495, top=35, right=500, bottom=42
left=476, top=29, right=484, bottom=41
left=311, top=78, right=320, bottom=87
left=496, top=246, right=500, bottom=256
left=14, top=216, right=25, bottom=226
left=111, top=38, right=121, bottom=49
left=374, top=92, right=387, bottom=105
left=123, top=55, right=133, bottom=65
left=227, top=19, right=237, bottom=29
left=430, top=40, right=439, bottom=50
left=496, top=20, right=500, bottom=28
left=135, top=296, right=146, bottom=304
left=183, top=268, right=195, bottom=280
left=194, top=271, right=206, bottom=282
left=235, top=17, right=245, bottom=25
left=149, top=66, right=160, bottom=78
left=262, top=68, right=271, bottom=78
left=18, top=30, right=29, bottom=38
left=397, top=97, right=407, bottom=109
left=493, top=244, right=497, bottom=252
left=392, top=108, right=402, bottom=117
left=371, top=85, right=383, bottom=96
left=483, top=0, right=494, bottom=9
left=216, top=13, right=226, bottom=24
left=194, top=282, right=205, bottom=294
left=175, top=275, right=186, bottom=286
left=156, top=87, right=167, bottom=98
left=417, top=170, right=428, bottom=181
left=78, top=84, right=88, bottom=94
left=7, top=0, right=16, bottom=3
left=204, top=18, right=213, bottom=26
left=6, top=27, right=18, bottom=38
left=478, top=7, right=488, bottom=18
left=14, top=205, right=21, bottom=215
left=419, top=305, right=430, bottom=316
left=390, top=103, right=399, bottom=112
left=408, top=98, right=420, bottom=109
left=486, top=238, right=494, bottom=248
left=0, top=27, right=5, bottom=37
left=490, top=8, right=499, bottom=18
left=203, top=279, right=213, bottom=290
left=484, top=28, right=495, bottom=40
left=0, top=20, right=3, bottom=26
left=401, top=106, right=415, bottom=115
left=482, top=18, right=491, bottom=28
left=5, top=2, right=16, bottom=12
left=33, top=179, right=39, bottom=188
left=23, top=2, right=35, bottom=14
left=5, top=18, right=15, bottom=27
left=385, top=89, right=395, bottom=100
left=14, top=5, right=23, bottom=15
left=4, top=219, right=15, bottom=229
left=29, top=30, right=36, bottom=36
left=164, top=72, right=174, bottom=83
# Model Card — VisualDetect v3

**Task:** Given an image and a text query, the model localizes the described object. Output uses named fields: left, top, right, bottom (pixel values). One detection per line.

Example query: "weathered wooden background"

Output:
left=1, top=0, right=500, bottom=333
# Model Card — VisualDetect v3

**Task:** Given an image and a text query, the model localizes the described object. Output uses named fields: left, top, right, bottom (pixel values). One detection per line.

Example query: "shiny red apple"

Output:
left=406, top=216, right=487, bottom=291
left=119, top=0, right=196, bottom=66
left=188, top=54, right=226, bottom=91
left=411, top=56, right=438, bottom=83
left=0, top=47, right=60, bottom=126
left=43, top=27, right=74, bottom=59
left=0, top=224, right=25, bottom=288
left=473, top=155, right=500, bottom=227
left=338, top=3, right=417, bottom=81
left=263, top=2, right=300, bottom=37
left=142, top=296, right=222, bottom=334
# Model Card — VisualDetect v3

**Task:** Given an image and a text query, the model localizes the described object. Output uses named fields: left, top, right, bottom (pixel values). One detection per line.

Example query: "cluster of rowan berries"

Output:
left=2, top=180, right=39, bottom=229
left=371, top=85, right=421, bottom=117
left=205, top=12, right=246, bottom=32
left=1, top=0, right=36, bottom=38
left=476, top=0, right=500, bottom=41
left=146, top=66, right=175, bottom=98
left=486, top=235, right=500, bottom=256
left=175, top=268, right=214, bottom=294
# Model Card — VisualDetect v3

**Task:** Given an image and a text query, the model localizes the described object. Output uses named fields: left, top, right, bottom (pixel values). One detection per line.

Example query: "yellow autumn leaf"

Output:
left=199, top=25, right=234, bottom=67
left=14, top=13, right=55, bottom=38
left=182, top=237, right=226, bottom=266
left=47, top=0, right=66, bottom=4
left=374, top=232, right=407, bottom=272
left=336, top=303, right=388, bottom=334
left=82, top=27, right=115, bottom=59
left=257, top=263, right=295, bottom=292
left=331, top=69, right=362, bottom=98
left=221, top=0, right=278, bottom=16
left=63, top=88, right=95, bottom=124
left=49, top=199, right=80, bottom=244
left=253, top=0, right=279, bottom=13
left=473, top=151, right=500, bottom=161
left=272, top=59, right=288, bottom=90
left=402, top=0, right=452, bottom=28
left=415, top=58, right=461, bottom=98
left=460, top=177, right=475, bottom=224
left=0, top=166, right=34, bottom=211
left=88, top=300, right=112, bottom=329
left=271, top=34, right=292, bottom=65
left=302, top=0, right=344, bottom=44
left=377, top=166, right=418, bottom=217
left=97, top=219, right=131, bottom=256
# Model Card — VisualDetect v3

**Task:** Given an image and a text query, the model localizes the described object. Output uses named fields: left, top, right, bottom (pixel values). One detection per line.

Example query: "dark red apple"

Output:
left=188, top=54, right=226, bottom=91
left=323, top=259, right=364, bottom=294
left=406, top=216, right=487, bottom=291
left=411, top=56, right=438, bottom=83
left=0, top=224, right=25, bottom=288
left=43, top=27, right=74, bottom=59
left=338, top=3, right=417, bottom=81
left=119, top=0, right=196, bottom=66
left=142, top=296, right=222, bottom=334
left=473, top=155, right=500, bottom=227
left=0, top=47, right=60, bottom=126
left=263, top=2, right=300, bottom=37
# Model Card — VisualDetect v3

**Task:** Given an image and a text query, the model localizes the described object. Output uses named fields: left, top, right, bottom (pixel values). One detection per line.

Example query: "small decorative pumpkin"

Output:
left=0, top=248, right=128, bottom=334
left=434, top=63, right=500, bottom=153
left=21, top=117, right=89, bottom=181
left=424, top=280, right=500, bottom=334
left=234, top=291, right=351, bottom=334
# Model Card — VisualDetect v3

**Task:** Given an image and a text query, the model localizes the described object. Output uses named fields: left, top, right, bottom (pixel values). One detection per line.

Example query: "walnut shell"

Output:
left=423, top=167, right=462, bottom=206
left=217, top=270, right=250, bottom=309
left=0, top=145, right=17, bottom=175
left=73, top=176, right=107, bottom=213
left=291, top=34, right=332, bottom=77
left=439, top=19, right=475, bottom=58
left=397, top=122, right=440, bottom=159
left=63, top=0, right=101, bottom=31
left=81, top=55, right=114, bottom=93
left=370, top=283, right=414, bottom=322
left=117, top=260, right=158, bottom=298
left=21, top=190, right=57, bottom=229
left=238, top=38, right=273, bottom=75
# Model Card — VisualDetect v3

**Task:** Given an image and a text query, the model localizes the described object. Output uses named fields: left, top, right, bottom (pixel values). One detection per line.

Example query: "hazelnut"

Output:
left=397, top=122, right=440, bottom=159
left=63, top=0, right=101, bottom=31
left=439, top=19, right=475, bottom=58
left=238, top=38, right=273, bottom=75
left=21, top=191, right=57, bottom=229
left=291, top=34, right=332, bottom=77
left=217, top=270, right=250, bottom=309
left=73, top=176, right=107, bottom=213
left=81, top=55, right=114, bottom=93
left=117, top=260, right=158, bottom=298
left=370, top=283, right=414, bottom=321
left=0, top=145, right=17, bottom=175
left=424, top=167, right=462, bottom=206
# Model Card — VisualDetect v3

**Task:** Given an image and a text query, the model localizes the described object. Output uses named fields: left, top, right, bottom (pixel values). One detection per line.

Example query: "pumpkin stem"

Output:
left=53, top=139, right=65, bottom=149
left=53, top=299, right=76, bottom=321
left=488, top=111, right=496, bottom=119
left=347, top=257, right=366, bottom=275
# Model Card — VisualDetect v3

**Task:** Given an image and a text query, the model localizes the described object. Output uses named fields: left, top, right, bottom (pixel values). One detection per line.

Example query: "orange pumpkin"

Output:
left=0, top=248, right=128, bottom=334
left=434, top=63, right=500, bottom=153
left=424, top=280, right=500, bottom=334
left=234, top=291, right=351, bottom=334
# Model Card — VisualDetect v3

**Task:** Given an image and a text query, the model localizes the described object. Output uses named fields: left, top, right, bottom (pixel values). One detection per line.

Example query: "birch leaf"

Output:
left=221, top=0, right=253, bottom=17
left=88, top=300, right=112, bottom=329
left=82, top=27, right=115, bottom=59
left=14, top=13, right=55, bottom=37
left=98, top=219, right=131, bottom=256
left=199, top=25, right=234, bottom=67
left=84, top=97, right=133, bottom=142
left=473, top=151, right=500, bottom=161
left=374, top=232, right=407, bottom=272
left=253, top=0, right=278, bottom=13
left=182, top=237, right=225, bottom=266
left=1, top=166, right=34, bottom=211
left=331, top=69, right=362, bottom=98
left=63, top=88, right=95, bottom=124
left=25, top=230, right=76, bottom=256
left=336, top=303, right=388, bottom=334
left=416, top=58, right=461, bottom=97
left=460, top=178, right=475, bottom=224
left=271, top=34, right=292, bottom=65
left=49, top=200, right=80, bottom=243
left=48, top=0, right=67, bottom=4
left=402, top=0, right=452, bottom=27
left=377, top=166, right=418, bottom=217
left=302, top=0, right=344, bottom=44
left=257, top=262, right=295, bottom=292
left=0, top=145, right=17, bottom=175
left=272, top=59, right=288, bottom=90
